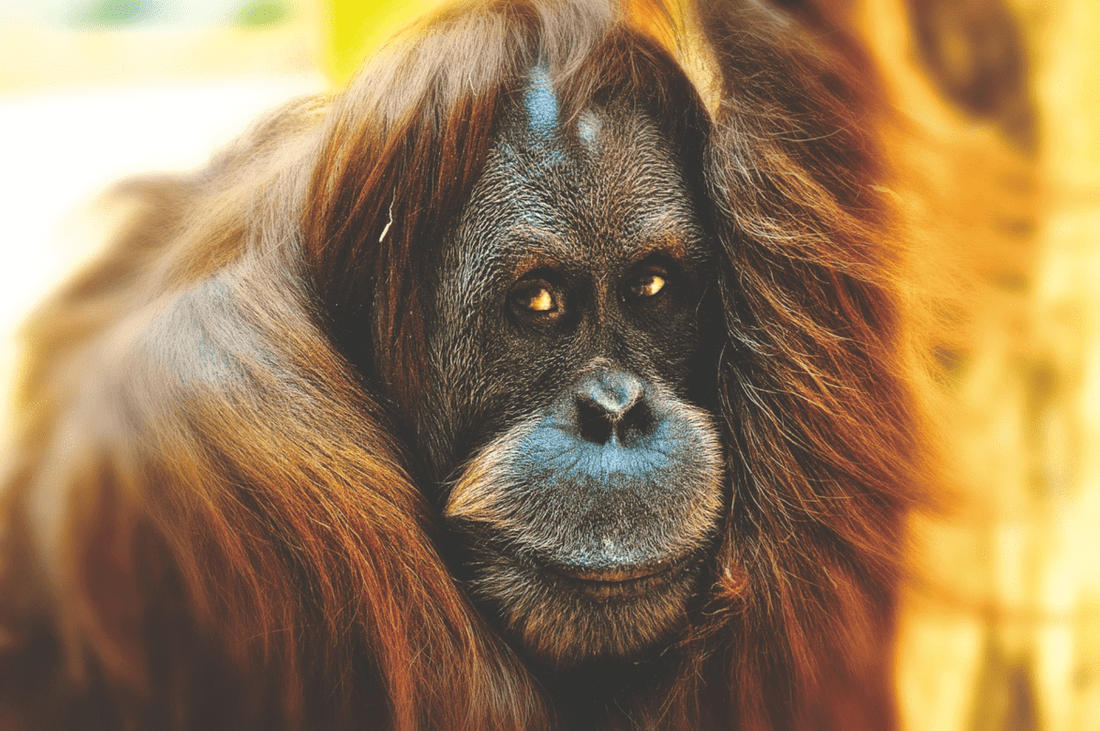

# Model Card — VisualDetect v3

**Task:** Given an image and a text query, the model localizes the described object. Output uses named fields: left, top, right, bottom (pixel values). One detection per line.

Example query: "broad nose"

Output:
left=574, top=369, right=653, bottom=446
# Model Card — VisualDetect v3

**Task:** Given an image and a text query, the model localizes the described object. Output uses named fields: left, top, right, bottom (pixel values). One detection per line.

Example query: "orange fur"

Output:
left=0, top=1, right=1027, bottom=728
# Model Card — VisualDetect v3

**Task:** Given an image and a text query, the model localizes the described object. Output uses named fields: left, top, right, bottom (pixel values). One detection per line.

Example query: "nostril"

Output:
left=617, top=401, right=654, bottom=446
left=576, top=397, right=655, bottom=446
left=575, top=370, right=655, bottom=446
left=577, top=398, right=615, bottom=445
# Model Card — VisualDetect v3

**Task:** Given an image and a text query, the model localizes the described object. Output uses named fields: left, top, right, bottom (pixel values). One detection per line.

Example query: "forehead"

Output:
left=449, top=77, right=704, bottom=274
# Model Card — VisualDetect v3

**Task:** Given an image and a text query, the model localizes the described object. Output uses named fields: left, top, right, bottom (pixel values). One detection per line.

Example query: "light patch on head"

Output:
left=576, top=110, right=602, bottom=151
left=524, top=67, right=559, bottom=136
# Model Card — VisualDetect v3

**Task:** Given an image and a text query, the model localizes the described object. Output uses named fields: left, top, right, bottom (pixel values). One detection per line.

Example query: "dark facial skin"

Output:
left=418, top=76, right=726, bottom=670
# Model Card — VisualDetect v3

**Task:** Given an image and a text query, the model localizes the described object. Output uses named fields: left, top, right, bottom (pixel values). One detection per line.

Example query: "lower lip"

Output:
left=546, top=560, right=690, bottom=600
left=559, top=565, right=665, bottom=582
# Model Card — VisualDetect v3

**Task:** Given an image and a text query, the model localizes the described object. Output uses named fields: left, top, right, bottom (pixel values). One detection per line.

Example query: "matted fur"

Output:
left=0, top=1, right=943, bottom=729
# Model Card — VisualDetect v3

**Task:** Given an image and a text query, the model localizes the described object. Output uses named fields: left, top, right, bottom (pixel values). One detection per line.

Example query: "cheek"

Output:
left=422, top=302, right=564, bottom=471
left=619, top=311, right=701, bottom=386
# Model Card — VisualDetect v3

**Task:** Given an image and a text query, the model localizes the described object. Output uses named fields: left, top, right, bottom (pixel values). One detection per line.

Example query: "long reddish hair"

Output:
left=0, top=2, right=942, bottom=729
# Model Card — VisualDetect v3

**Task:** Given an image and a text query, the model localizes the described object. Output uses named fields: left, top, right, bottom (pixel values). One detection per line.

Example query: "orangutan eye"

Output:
left=628, top=272, right=667, bottom=299
left=511, top=282, right=560, bottom=315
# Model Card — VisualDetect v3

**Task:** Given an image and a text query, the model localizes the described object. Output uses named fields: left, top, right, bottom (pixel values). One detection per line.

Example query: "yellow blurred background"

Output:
left=0, top=1, right=1097, bottom=730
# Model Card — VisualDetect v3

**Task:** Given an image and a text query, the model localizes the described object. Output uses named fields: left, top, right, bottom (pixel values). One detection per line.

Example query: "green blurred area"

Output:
left=1, top=0, right=296, bottom=30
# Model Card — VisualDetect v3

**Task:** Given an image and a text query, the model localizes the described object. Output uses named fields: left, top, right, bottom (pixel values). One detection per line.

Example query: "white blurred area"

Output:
left=0, top=0, right=325, bottom=434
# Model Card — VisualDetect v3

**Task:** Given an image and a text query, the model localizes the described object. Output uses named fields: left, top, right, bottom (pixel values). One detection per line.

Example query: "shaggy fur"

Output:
left=0, top=0, right=973, bottom=729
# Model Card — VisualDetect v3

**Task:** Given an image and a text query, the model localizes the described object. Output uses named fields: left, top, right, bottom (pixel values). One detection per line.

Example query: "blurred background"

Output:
left=0, top=0, right=325, bottom=436
left=0, top=1, right=1097, bottom=730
